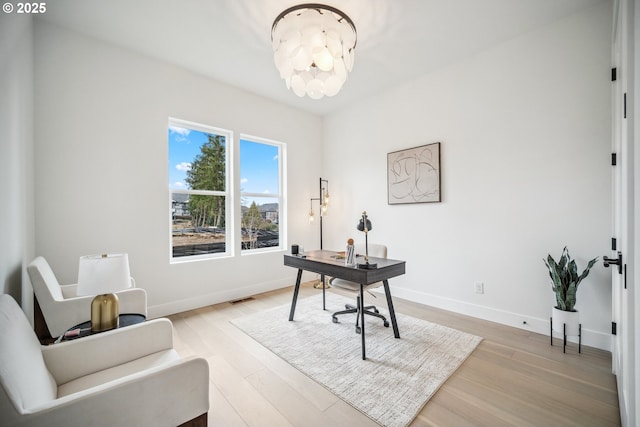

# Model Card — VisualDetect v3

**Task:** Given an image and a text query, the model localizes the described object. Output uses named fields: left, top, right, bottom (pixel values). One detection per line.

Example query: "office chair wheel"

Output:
left=355, top=326, right=361, bottom=334
left=332, top=316, right=339, bottom=324
left=383, top=321, right=390, bottom=327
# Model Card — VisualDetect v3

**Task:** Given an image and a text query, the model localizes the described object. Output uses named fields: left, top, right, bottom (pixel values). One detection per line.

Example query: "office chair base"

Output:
left=332, top=303, right=390, bottom=331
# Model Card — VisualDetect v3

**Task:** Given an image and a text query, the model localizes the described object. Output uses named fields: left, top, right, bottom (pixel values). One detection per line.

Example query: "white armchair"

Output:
left=0, top=294, right=209, bottom=427
left=27, top=256, right=147, bottom=339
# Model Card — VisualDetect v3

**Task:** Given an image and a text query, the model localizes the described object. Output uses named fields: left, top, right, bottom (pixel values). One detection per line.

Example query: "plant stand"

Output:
left=550, top=316, right=581, bottom=354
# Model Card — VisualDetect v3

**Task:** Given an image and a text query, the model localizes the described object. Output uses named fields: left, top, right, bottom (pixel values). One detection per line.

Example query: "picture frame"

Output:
left=387, top=142, right=441, bottom=204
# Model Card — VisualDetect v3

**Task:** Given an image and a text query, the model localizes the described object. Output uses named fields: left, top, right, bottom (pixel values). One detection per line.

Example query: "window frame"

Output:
left=169, top=117, right=234, bottom=263
left=239, top=134, right=287, bottom=255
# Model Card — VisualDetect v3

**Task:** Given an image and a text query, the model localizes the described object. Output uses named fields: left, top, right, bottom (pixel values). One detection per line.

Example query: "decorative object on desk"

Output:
left=345, top=238, right=355, bottom=266
left=357, top=211, right=377, bottom=269
left=309, top=177, right=331, bottom=288
left=291, top=244, right=299, bottom=255
left=388, top=142, right=441, bottom=204
left=232, top=293, right=482, bottom=427
left=544, top=246, right=598, bottom=353
left=271, top=4, right=357, bottom=99
left=77, top=253, right=133, bottom=332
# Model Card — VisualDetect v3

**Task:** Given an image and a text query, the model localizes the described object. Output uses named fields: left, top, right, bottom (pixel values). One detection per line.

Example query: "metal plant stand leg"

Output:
left=550, top=317, right=582, bottom=354
left=579, top=324, right=582, bottom=354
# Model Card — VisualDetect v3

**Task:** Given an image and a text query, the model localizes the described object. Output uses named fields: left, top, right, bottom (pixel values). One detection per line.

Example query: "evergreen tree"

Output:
left=185, top=134, right=225, bottom=228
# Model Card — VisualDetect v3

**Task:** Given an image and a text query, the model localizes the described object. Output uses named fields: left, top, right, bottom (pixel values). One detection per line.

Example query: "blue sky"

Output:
left=169, top=125, right=279, bottom=205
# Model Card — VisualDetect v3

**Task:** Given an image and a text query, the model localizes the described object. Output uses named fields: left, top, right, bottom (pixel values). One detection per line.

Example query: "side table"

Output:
left=56, top=313, right=146, bottom=343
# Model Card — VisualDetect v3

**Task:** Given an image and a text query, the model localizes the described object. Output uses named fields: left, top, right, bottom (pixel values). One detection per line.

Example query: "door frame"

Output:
left=611, top=1, right=638, bottom=426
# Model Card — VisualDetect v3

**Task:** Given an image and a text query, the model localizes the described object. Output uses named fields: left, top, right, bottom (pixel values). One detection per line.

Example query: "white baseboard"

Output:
left=147, top=277, right=293, bottom=319
left=379, top=286, right=612, bottom=352
left=148, top=278, right=611, bottom=352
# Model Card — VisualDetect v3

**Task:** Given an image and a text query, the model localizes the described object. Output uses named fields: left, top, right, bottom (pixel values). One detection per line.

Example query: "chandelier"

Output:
left=271, top=4, right=357, bottom=99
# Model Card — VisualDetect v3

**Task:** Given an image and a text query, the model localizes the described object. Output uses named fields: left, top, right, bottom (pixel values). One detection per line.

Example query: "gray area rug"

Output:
left=232, top=293, right=482, bottom=427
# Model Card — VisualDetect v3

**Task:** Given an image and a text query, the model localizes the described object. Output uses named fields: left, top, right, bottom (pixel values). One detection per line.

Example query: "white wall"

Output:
left=33, top=21, right=323, bottom=317
left=323, top=2, right=613, bottom=349
left=0, top=14, right=35, bottom=314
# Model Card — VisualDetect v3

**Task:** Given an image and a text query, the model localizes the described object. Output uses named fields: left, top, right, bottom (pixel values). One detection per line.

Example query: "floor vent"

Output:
left=230, top=297, right=255, bottom=304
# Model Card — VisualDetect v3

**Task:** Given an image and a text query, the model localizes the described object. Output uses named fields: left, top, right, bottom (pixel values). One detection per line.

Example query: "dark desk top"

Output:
left=284, top=250, right=406, bottom=285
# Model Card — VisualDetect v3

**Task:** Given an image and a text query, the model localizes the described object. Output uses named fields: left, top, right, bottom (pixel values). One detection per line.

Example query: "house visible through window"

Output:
left=240, top=136, right=284, bottom=252
left=169, top=119, right=231, bottom=260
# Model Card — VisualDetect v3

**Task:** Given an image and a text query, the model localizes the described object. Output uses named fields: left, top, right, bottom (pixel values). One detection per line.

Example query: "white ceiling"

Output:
left=38, top=0, right=604, bottom=116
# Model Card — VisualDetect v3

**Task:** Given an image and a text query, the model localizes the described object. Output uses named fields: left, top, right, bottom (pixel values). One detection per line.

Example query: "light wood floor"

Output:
left=168, top=282, right=620, bottom=427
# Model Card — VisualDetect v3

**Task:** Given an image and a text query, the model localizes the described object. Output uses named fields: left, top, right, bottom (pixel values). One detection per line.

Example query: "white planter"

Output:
left=552, top=307, right=580, bottom=336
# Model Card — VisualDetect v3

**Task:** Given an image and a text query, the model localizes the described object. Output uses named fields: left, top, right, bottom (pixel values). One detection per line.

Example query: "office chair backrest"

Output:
left=354, top=243, right=387, bottom=259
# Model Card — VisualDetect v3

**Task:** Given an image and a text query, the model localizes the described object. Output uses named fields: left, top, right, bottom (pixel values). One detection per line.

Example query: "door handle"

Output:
left=603, top=251, right=623, bottom=275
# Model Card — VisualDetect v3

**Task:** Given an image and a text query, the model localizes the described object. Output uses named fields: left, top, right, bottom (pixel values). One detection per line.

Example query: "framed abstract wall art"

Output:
left=387, top=142, right=441, bottom=204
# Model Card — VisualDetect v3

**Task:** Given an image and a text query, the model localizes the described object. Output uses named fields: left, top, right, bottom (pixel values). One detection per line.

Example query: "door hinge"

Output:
left=612, top=237, right=617, bottom=250
left=611, top=67, right=617, bottom=81
left=612, top=322, right=617, bottom=335
left=612, top=153, right=617, bottom=166
left=624, top=93, right=627, bottom=118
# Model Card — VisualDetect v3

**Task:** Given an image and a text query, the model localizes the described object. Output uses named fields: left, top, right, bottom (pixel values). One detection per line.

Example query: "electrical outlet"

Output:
left=474, top=282, right=484, bottom=294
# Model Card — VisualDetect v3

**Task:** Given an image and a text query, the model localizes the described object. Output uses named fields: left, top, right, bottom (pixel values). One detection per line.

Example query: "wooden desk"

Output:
left=284, top=250, right=406, bottom=360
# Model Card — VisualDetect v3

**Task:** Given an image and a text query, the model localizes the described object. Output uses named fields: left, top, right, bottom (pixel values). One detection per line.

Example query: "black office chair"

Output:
left=330, top=243, right=390, bottom=333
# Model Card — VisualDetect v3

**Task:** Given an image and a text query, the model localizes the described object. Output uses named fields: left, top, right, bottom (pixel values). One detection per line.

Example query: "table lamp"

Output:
left=357, top=211, right=377, bottom=269
left=77, top=253, right=132, bottom=332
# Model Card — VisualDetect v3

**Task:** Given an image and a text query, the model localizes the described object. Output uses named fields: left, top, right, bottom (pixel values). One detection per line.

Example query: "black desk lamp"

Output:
left=357, top=211, right=377, bottom=269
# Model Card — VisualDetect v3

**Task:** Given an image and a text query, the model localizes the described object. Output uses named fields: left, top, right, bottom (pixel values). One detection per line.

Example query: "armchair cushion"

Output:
left=57, top=350, right=181, bottom=397
left=42, top=318, right=175, bottom=385
left=28, top=256, right=147, bottom=338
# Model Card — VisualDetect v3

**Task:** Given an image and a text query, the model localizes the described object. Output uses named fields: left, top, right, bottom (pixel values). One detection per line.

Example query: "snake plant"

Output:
left=543, top=247, right=598, bottom=312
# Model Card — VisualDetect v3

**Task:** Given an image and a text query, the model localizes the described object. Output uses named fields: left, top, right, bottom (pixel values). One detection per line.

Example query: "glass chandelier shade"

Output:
left=271, top=4, right=357, bottom=99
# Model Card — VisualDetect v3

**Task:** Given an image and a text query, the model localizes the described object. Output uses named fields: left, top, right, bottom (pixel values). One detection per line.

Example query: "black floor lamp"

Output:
left=309, top=177, right=330, bottom=288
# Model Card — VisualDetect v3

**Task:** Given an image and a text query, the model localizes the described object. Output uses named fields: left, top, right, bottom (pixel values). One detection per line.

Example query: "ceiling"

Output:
left=38, top=0, right=604, bottom=116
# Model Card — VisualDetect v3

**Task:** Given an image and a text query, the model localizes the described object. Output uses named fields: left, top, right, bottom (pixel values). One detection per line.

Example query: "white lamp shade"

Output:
left=77, top=253, right=132, bottom=296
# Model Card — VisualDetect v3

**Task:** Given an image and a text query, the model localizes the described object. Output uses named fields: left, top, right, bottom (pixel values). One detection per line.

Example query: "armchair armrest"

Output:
left=21, top=356, right=209, bottom=427
left=61, top=278, right=138, bottom=299
left=117, top=287, right=147, bottom=317
left=43, top=318, right=174, bottom=385
left=60, top=283, right=78, bottom=299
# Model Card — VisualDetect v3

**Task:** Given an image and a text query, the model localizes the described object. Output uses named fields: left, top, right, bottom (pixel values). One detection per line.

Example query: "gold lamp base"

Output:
left=90, top=293, right=120, bottom=332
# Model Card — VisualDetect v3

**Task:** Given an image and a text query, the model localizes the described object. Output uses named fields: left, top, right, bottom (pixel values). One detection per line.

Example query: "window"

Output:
left=240, top=136, right=285, bottom=253
left=168, top=120, right=286, bottom=261
left=169, top=119, right=231, bottom=260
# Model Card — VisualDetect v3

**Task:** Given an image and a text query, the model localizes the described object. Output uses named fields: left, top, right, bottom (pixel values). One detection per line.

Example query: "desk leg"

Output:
left=383, top=280, right=400, bottom=339
left=321, top=273, right=326, bottom=310
left=289, top=269, right=303, bottom=321
left=360, top=284, right=366, bottom=360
